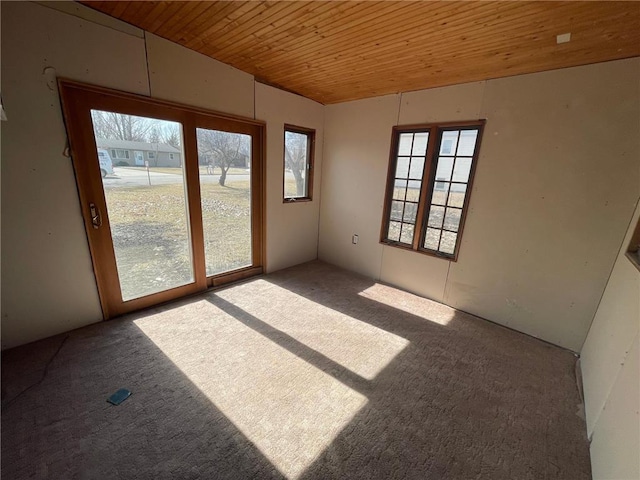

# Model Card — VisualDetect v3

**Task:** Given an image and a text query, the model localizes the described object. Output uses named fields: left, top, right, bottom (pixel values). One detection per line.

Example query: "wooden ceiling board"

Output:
left=200, top=2, right=311, bottom=57
left=273, top=3, right=615, bottom=80
left=187, top=2, right=269, bottom=51
left=172, top=3, right=234, bottom=44
left=241, top=3, right=432, bottom=70
left=154, top=3, right=200, bottom=36
left=264, top=3, right=507, bottom=79
left=81, top=1, right=640, bottom=104
left=224, top=2, right=386, bottom=66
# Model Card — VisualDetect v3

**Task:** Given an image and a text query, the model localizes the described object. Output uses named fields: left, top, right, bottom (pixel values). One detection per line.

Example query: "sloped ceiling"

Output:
left=82, top=1, right=640, bottom=104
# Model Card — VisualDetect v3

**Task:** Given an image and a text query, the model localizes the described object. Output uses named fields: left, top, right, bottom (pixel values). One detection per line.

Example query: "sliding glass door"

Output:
left=59, top=81, right=264, bottom=318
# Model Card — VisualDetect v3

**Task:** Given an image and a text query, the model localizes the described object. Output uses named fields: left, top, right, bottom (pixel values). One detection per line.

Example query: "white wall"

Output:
left=255, top=83, right=324, bottom=273
left=1, top=1, right=323, bottom=349
left=581, top=201, right=640, bottom=480
left=319, top=58, right=640, bottom=351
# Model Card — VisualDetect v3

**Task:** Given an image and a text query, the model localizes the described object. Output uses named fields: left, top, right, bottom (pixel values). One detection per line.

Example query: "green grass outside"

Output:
left=104, top=181, right=251, bottom=300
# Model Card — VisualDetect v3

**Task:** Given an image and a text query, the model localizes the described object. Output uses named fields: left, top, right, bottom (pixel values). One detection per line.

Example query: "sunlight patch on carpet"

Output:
left=134, top=300, right=368, bottom=479
left=359, top=284, right=455, bottom=326
left=213, top=280, right=410, bottom=380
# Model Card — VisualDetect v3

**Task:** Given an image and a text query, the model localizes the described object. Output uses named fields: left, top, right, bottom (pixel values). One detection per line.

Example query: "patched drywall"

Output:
left=255, top=83, right=324, bottom=273
left=581, top=200, right=640, bottom=479
left=319, top=58, right=640, bottom=351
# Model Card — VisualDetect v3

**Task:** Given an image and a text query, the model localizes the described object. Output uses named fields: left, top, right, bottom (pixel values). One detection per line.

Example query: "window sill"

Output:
left=283, top=197, right=312, bottom=204
left=380, top=240, right=458, bottom=262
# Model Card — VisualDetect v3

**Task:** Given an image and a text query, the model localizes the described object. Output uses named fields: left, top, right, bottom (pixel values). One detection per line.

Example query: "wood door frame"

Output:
left=58, top=79, right=266, bottom=319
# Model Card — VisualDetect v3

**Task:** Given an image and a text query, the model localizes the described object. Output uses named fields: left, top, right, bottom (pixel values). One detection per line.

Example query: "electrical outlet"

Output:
left=352, top=234, right=359, bottom=244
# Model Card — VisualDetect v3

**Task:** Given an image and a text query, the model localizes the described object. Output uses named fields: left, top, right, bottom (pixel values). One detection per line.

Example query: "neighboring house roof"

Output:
left=95, top=138, right=181, bottom=154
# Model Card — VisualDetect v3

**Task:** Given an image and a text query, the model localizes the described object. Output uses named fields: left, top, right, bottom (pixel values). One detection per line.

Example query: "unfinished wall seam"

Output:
left=588, top=328, right=640, bottom=441
left=442, top=260, right=452, bottom=304
left=33, top=1, right=144, bottom=38
left=478, top=80, right=488, bottom=120
left=315, top=108, right=327, bottom=262
left=581, top=195, right=640, bottom=352
left=143, top=31, right=152, bottom=97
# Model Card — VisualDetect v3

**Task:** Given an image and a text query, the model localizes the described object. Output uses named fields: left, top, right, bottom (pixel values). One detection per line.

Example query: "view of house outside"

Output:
left=90, top=110, right=267, bottom=300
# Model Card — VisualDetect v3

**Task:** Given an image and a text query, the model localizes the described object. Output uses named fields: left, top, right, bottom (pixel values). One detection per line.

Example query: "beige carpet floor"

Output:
left=2, top=261, right=591, bottom=479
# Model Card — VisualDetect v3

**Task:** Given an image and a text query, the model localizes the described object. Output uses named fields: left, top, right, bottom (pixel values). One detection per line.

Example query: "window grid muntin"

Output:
left=422, top=127, right=479, bottom=257
left=387, top=132, right=427, bottom=245
left=382, top=121, right=483, bottom=260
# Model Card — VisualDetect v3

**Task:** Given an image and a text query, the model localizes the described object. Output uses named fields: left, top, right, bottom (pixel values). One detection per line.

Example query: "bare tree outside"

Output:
left=91, top=110, right=156, bottom=142
left=160, top=124, right=181, bottom=149
left=196, top=129, right=250, bottom=186
left=284, top=130, right=309, bottom=198
left=91, top=111, right=182, bottom=148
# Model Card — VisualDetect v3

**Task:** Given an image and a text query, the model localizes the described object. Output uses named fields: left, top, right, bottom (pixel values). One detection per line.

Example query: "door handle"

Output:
left=89, top=203, right=102, bottom=229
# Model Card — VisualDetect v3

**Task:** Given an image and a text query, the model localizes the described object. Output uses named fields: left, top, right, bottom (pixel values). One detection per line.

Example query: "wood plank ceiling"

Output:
left=82, top=1, right=640, bottom=104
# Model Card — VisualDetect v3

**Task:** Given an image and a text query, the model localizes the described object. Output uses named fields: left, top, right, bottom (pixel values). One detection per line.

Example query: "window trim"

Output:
left=625, top=215, right=640, bottom=272
left=283, top=124, right=315, bottom=203
left=58, top=79, right=266, bottom=319
left=111, top=149, right=130, bottom=160
left=380, top=120, right=486, bottom=262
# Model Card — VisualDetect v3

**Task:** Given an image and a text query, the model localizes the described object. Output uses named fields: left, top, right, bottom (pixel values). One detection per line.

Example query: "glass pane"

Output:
left=399, top=223, right=414, bottom=244
left=458, top=130, right=478, bottom=156
left=447, top=184, right=467, bottom=208
left=440, top=131, right=459, bottom=155
left=284, top=130, right=309, bottom=199
left=398, top=133, right=413, bottom=156
left=412, top=132, right=429, bottom=156
left=428, top=205, right=445, bottom=229
left=197, top=128, right=252, bottom=276
left=431, top=181, right=450, bottom=205
left=91, top=110, right=193, bottom=301
left=444, top=208, right=462, bottom=232
left=390, top=200, right=404, bottom=221
left=393, top=180, right=407, bottom=201
left=452, top=157, right=473, bottom=183
left=403, top=202, right=418, bottom=224
left=388, top=221, right=401, bottom=242
left=424, top=228, right=441, bottom=250
left=395, top=157, right=410, bottom=179
left=435, top=157, right=454, bottom=182
left=406, top=180, right=421, bottom=202
left=409, top=157, right=425, bottom=180
left=440, top=231, right=457, bottom=254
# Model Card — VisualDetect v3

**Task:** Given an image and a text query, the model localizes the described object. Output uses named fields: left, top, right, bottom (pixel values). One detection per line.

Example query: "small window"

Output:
left=284, top=125, right=314, bottom=202
left=111, top=149, right=129, bottom=159
left=170, top=154, right=174, bottom=160
left=148, top=152, right=155, bottom=159
left=381, top=121, right=485, bottom=261
left=626, top=217, right=640, bottom=272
